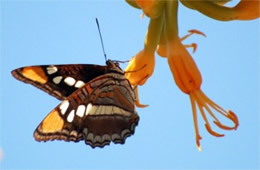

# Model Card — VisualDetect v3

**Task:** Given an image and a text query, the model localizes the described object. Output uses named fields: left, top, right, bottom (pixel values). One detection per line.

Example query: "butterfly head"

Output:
left=106, top=59, right=124, bottom=74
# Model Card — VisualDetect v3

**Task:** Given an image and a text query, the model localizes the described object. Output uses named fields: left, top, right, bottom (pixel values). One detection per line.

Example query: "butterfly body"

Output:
left=12, top=60, right=139, bottom=148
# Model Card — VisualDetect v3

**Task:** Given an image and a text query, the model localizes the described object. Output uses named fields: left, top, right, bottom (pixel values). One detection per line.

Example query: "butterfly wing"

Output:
left=34, top=72, right=139, bottom=148
left=11, top=64, right=107, bottom=100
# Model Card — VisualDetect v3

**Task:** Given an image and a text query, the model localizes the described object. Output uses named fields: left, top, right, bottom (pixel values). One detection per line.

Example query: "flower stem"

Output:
left=165, top=0, right=179, bottom=41
left=144, top=12, right=164, bottom=54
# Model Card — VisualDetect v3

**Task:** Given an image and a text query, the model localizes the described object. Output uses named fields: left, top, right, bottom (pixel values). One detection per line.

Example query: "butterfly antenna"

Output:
left=96, top=18, right=107, bottom=62
left=112, top=59, right=130, bottom=64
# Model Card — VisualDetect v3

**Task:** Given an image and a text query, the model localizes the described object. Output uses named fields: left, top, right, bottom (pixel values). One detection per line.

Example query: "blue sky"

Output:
left=1, top=1, right=259, bottom=169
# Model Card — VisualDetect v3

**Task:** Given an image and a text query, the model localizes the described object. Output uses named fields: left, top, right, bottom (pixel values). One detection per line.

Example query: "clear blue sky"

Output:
left=1, top=1, right=259, bottom=169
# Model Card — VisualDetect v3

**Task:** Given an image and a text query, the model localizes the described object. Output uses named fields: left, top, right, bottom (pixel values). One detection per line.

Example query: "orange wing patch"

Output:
left=41, top=109, right=64, bottom=133
left=22, top=67, right=47, bottom=84
left=85, top=84, right=93, bottom=94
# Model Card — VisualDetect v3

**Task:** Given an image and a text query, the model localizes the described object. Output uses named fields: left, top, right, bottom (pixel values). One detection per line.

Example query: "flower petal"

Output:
left=233, top=0, right=260, bottom=20
left=135, top=0, right=165, bottom=18
left=125, top=0, right=142, bottom=9
left=125, top=14, right=163, bottom=86
left=167, top=40, right=202, bottom=93
left=180, top=0, right=260, bottom=21
left=125, top=50, right=155, bottom=86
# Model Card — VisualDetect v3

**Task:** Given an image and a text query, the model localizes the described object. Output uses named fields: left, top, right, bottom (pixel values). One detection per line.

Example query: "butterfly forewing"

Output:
left=12, top=64, right=107, bottom=100
left=34, top=70, right=139, bottom=148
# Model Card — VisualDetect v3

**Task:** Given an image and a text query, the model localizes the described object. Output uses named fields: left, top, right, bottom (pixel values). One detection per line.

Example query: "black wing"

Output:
left=11, top=64, right=107, bottom=100
left=34, top=72, right=139, bottom=148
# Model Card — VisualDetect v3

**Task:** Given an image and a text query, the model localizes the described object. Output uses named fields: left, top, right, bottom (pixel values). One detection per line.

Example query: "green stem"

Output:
left=180, top=0, right=238, bottom=21
left=144, top=12, right=164, bottom=54
left=165, top=0, right=179, bottom=42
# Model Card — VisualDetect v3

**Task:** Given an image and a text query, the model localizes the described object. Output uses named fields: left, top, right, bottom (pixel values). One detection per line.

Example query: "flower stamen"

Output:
left=200, top=91, right=239, bottom=130
left=190, top=93, right=202, bottom=151
left=184, top=43, right=197, bottom=53
left=180, top=29, right=206, bottom=42
left=204, top=123, right=225, bottom=137
left=189, top=89, right=239, bottom=150
left=134, top=86, right=149, bottom=108
left=181, top=29, right=206, bottom=53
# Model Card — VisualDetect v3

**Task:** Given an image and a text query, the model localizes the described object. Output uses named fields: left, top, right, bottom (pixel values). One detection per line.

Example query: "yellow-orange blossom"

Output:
left=125, top=0, right=259, bottom=150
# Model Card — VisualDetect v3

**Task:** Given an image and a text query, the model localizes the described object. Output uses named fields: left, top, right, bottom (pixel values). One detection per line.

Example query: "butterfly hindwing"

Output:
left=12, top=64, right=107, bottom=100
left=33, top=61, right=139, bottom=148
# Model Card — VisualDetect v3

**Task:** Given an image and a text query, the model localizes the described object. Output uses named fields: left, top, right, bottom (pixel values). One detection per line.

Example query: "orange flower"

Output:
left=125, top=0, right=258, bottom=150
left=126, top=0, right=165, bottom=18
left=234, top=0, right=260, bottom=20
left=125, top=13, right=163, bottom=107
left=125, top=50, right=155, bottom=87
left=180, top=0, right=260, bottom=21
left=166, top=38, right=239, bottom=151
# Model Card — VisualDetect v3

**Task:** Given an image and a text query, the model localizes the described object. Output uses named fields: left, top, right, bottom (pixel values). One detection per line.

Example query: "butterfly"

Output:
left=11, top=59, right=139, bottom=148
